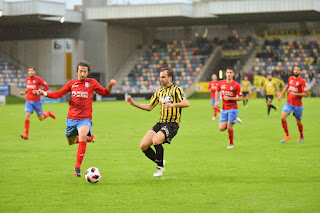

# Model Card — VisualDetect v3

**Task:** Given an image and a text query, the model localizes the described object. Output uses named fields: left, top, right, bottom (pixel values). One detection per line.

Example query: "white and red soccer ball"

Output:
left=85, top=167, right=101, bottom=183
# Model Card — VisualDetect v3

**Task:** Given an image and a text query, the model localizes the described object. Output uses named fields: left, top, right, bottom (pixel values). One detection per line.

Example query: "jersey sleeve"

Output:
left=93, top=79, right=111, bottom=96
left=236, top=83, right=242, bottom=97
left=301, top=79, right=307, bottom=93
left=47, top=81, right=71, bottom=99
left=176, top=87, right=186, bottom=102
left=208, top=82, right=211, bottom=90
left=39, top=77, right=49, bottom=91
left=216, top=83, right=221, bottom=92
left=149, top=91, right=159, bottom=106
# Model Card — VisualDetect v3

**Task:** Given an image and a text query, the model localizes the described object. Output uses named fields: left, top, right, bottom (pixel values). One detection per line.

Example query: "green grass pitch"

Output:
left=0, top=97, right=319, bottom=212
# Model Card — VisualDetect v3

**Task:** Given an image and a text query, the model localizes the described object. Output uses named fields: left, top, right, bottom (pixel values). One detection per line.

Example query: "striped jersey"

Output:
left=149, top=85, right=186, bottom=125
left=263, top=79, right=278, bottom=95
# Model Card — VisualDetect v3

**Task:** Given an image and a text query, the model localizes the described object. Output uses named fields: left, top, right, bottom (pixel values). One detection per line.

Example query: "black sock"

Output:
left=246, top=99, right=249, bottom=105
left=268, top=105, right=271, bottom=115
left=143, top=147, right=156, bottom=162
left=243, top=100, right=246, bottom=106
left=154, top=144, right=164, bottom=167
left=270, top=105, right=276, bottom=110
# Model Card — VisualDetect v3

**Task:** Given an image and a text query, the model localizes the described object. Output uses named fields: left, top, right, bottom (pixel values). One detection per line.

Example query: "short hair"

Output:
left=295, top=66, right=302, bottom=71
left=226, top=67, right=234, bottom=72
left=28, top=67, right=36, bottom=71
left=161, top=68, right=174, bottom=80
left=77, top=60, right=91, bottom=73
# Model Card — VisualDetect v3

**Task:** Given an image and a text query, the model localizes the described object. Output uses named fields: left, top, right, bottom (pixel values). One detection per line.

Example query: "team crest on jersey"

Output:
left=85, top=82, right=90, bottom=88
left=230, top=86, right=233, bottom=90
left=33, top=80, right=36, bottom=83
left=296, top=82, right=299, bottom=85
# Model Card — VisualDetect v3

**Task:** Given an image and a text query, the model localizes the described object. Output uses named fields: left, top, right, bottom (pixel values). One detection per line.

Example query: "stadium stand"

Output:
left=115, top=39, right=216, bottom=94
left=252, top=39, right=320, bottom=89
left=0, top=58, right=27, bottom=88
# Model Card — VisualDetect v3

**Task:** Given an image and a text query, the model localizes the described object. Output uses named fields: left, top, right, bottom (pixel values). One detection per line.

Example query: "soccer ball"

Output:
left=85, top=167, right=101, bottom=183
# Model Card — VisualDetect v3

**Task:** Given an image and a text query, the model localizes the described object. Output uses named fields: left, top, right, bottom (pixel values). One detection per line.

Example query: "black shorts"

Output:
left=266, top=95, right=274, bottom=102
left=242, top=92, right=249, bottom=97
left=151, top=122, right=179, bottom=144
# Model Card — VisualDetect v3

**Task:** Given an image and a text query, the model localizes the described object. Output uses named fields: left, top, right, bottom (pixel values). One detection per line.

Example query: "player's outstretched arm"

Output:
left=126, top=96, right=154, bottom=111
left=19, top=90, right=26, bottom=95
left=163, top=99, right=189, bottom=109
left=278, top=84, right=289, bottom=101
left=106, top=79, right=117, bottom=92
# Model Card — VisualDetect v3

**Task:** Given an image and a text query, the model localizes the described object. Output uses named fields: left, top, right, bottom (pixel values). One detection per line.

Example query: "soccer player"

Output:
left=278, top=66, right=307, bottom=143
left=262, top=74, right=279, bottom=116
left=126, top=68, right=189, bottom=177
left=208, top=74, right=220, bottom=120
left=37, top=61, right=116, bottom=177
left=19, top=67, right=56, bottom=140
left=214, top=67, right=243, bottom=149
left=241, top=76, right=251, bottom=107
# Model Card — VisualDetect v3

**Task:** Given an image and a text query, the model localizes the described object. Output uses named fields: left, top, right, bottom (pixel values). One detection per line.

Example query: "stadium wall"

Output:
left=106, top=25, right=143, bottom=81
left=0, top=39, right=84, bottom=85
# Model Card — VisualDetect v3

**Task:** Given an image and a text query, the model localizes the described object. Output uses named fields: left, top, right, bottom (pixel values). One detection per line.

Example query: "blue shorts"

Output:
left=219, top=109, right=239, bottom=124
left=25, top=101, right=43, bottom=115
left=211, top=98, right=219, bottom=106
left=282, top=102, right=303, bottom=120
left=65, top=118, right=92, bottom=138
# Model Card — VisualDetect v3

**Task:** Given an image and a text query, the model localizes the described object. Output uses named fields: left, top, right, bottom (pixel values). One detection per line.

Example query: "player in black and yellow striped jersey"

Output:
left=126, top=68, right=189, bottom=178
left=240, top=76, right=251, bottom=107
left=262, top=74, right=280, bottom=116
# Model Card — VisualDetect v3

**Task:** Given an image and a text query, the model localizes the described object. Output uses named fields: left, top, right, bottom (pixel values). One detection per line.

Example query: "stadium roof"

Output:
left=85, top=0, right=320, bottom=27
left=0, top=0, right=82, bottom=27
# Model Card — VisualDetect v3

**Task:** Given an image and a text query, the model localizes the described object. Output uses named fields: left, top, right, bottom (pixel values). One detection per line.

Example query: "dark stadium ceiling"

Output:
left=92, top=11, right=320, bottom=27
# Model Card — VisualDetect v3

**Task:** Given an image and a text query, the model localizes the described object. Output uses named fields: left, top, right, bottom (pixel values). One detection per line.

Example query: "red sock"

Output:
left=298, top=124, right=303, bottom=138
left=214, top=108, right=217, bottom=117
left=228, top=129, right=234, bottom=145
left=75, top=141, right=87, bottom=168
left=24, top=120, right=30, bottom=136
left=281, top=120, right=289, bottom=136
left=217, top=108, right=220, bottom=113
left=42, top=111, right=49, bottom=119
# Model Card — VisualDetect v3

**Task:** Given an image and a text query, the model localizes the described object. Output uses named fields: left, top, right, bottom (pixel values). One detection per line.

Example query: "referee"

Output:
left=126, top=68, right=189, bottom=177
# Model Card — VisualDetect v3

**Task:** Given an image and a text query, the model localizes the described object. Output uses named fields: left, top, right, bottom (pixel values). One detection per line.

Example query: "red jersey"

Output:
left=286, top=76, right=307, bottom=107
left=217, top=80, right=242, bottom=110
left=25, top=76, right=49, bottom=102
left=47, top=78, right=111, bottom=120
left=208, top=80, right=219, bottom=99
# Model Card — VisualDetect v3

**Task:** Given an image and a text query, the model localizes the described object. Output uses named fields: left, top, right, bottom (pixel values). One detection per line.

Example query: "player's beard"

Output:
left=293, top=72, right=300, bottom=78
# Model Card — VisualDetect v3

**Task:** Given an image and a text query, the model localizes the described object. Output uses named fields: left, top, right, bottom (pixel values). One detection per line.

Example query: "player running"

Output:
left=37, top=61, right=116, bottom=177
left=214, top=67, right=243, bottom=149
left=278, top=66, right=307, bottom=143
left=126, top=68, right=189, bottom=178
left=208, top=74, right=220, bottom=120
left=262, top=74, right=279, bottom=116
left=240, top=76, right=251, bottom=107
left=19, top=67, right=55, bottom=140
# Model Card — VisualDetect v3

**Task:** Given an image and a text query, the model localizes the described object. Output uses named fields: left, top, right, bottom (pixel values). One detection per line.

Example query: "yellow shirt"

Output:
left=241, top=80, right=251, bottom=92
left=263, top=79, right=278, bottom=95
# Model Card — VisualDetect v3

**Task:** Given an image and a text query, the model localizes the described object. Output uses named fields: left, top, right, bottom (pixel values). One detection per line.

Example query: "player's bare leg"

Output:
left=218, top=122, right=227, bottom=131
left=152, top=131, right=166, bottom=177
left=280, top=111, right=291, bottom=143
left=67, top=136, right=78, bottom=145
left=37, top=111, right=55, bottom=121
left=140, top=130, right=157, bottom=163
left=21, top=112, right=31, bottom=140
left=74, top=125, right=90, bottom=177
